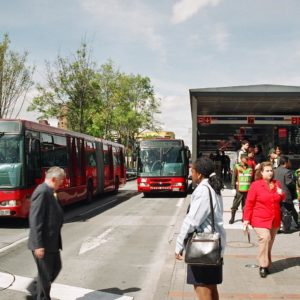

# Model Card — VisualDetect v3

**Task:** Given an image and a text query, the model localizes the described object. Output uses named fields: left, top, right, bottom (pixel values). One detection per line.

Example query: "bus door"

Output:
left=66, top=136, right=78, bottom=201
left=25, top=130, right=42, bottom=187
left=103, top=143, right=110, bottom=190
left=119, top=147, right=125, bottom=183
left=95, top=141, right=104, bottom=194
left=108, top=145, right=115, bottom=188
left=76, top=138, right=86, bottom=200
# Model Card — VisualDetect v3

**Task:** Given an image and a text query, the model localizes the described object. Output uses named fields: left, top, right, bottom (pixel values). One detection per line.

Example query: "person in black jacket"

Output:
left=253, top=144, right=266, bottom=164
left=274, top=156, right=299, bottom=231
left=28, top=167, right=65, bottom=300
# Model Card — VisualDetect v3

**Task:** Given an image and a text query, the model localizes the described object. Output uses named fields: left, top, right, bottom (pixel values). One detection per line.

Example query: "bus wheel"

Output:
left=113, top=177, right=119, bottom=194
left=86, top=182, right=93, bottom=203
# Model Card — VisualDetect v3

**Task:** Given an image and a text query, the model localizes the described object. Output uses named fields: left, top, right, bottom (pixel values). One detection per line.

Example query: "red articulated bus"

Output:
left=136, top=139, right=190, bottom=196
left=0, top=119, right=126, bottom=218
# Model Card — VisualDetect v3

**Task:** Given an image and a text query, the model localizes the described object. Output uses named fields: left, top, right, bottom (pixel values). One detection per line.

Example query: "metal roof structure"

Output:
left=189, top=84, right=300, bottom=161
left=190, top=84, right=300, bottom=115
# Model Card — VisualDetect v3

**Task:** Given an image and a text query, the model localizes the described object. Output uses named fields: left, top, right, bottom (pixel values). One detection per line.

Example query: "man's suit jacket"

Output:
left=28, top=183, right=64, bottom=252
left=274, top=166, right=296, bottom=203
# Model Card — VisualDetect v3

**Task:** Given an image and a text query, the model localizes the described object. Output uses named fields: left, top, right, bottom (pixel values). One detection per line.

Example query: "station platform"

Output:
left=158, top=188, right=300, bottom=300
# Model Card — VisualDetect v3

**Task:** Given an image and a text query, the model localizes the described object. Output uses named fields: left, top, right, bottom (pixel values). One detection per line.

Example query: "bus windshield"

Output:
left=0, top=134, right=23, bottom=188
left=138, top=146, right=184, bottom=177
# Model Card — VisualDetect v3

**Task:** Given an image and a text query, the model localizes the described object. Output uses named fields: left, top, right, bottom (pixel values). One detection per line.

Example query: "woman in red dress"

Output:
left=243, top=161, right=285, bottom=278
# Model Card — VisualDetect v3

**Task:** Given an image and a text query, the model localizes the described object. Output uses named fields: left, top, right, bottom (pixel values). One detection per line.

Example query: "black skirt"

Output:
left=187, top=263, right=223, bottom=285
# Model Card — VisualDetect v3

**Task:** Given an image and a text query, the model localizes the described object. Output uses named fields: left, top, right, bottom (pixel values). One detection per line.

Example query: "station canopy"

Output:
left=190, top=84, right=300, bottom=115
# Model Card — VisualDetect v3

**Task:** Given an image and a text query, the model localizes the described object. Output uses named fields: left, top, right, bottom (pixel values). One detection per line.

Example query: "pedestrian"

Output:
left=269, top=145, right=282, bottom=169
left=295, top=168, right=300, bottom=200
left=253, top=144, right=266, bottom=164
left=221, top=151, right=230, bottom=181
left=274, top=156, right=299, bottom=231
left=229, top=153, right=253, bottom=224
left=175, top=157, right=226, bottom=300
left=247, top=147, right=257, bottom=174
left=28, top=166, right=65, bottom=300
left=214, top=150, right=222, bottom=178
left=243, top=161, right=285, bottom=278
left=237, top=139, right=249, bottom=163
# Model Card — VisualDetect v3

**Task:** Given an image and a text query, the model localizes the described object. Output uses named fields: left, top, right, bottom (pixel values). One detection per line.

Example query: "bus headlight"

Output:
left=173, top=182, right=184, bottom=187
left=0, top=200, right=20, bottom=207
left=139, top=183, right=150, bottom=187
left=141, top=178, right=147, bottom=183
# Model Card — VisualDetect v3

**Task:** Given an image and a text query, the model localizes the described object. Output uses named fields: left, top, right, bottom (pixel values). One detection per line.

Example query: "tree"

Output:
left=28, top=42, right=161, bottom=149
left=85, top=60, right=121, bottom=139
left=28, top=42, right=99, bottom=132
left=0, top=34, right=34, bottom=118
left=112, top=73, right=161, bottom=146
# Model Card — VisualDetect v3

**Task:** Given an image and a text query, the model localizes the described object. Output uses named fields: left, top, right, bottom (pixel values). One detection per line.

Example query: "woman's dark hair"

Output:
left=255, top=144, right=263, bottom=152
left=193, top=157, right=224, bottom=195
left=279, top=155, right=289, bottom=166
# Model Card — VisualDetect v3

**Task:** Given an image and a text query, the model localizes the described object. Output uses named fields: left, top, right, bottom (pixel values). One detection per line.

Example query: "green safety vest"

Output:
left=236, top=164, right=253, bottom=192
left=295, top=169, right=300, bottom=199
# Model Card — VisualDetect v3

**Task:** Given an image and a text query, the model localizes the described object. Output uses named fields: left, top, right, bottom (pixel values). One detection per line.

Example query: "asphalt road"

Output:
left=0, top=180, right=187, bottom=300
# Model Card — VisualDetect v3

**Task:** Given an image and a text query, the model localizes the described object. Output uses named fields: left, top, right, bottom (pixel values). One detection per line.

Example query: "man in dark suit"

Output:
left=274, top=156, right=299, bottom=231
left=28, top=166, right=65, bottom=300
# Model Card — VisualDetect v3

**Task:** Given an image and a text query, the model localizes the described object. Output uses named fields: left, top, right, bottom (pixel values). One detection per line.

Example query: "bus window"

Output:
left=41, top=133, right=54, bottom=167
left=103, top=144, right=109, bottom=165
left=113, top=147, right=120, bottom=166
left=86, top=141, right=96, bottom=167
left=53, top=135, right=67, bottom=167
left=0, top=134, right=24, bottom=187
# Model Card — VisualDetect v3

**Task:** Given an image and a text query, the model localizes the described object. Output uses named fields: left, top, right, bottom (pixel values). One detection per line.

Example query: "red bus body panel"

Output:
left=0, top=119, right=126, bottom=218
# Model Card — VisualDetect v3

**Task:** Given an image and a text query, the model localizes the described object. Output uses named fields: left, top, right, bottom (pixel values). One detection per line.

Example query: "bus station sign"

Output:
left=197, top=115, right=300, bottom=125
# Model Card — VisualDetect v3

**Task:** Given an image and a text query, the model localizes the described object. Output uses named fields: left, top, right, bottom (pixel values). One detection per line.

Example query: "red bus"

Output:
left=136, top=139, right=190, bottom=196
left=0, top=119, right=126, bottom=218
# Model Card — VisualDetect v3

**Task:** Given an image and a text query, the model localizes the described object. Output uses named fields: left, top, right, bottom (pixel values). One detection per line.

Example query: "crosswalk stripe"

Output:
left=0, top=271, right=133, bottom=300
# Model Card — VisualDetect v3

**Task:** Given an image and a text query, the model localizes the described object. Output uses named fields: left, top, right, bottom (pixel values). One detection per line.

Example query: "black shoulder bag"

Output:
left=184, top=185, right=222, bottom=266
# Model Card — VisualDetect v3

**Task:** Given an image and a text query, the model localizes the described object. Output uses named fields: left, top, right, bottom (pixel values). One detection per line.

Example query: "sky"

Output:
left=2, top=0, right=300, bottom=149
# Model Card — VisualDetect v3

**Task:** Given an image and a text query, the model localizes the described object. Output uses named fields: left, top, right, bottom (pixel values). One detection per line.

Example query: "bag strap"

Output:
left=204, top=185, right=216, bottom=233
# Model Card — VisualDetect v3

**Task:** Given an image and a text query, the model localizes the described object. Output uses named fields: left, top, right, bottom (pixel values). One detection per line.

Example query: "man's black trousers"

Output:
left=32, top=251, right=62, bottom=300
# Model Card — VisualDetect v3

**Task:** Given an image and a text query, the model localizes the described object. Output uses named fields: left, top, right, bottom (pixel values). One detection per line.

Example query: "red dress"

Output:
left=243, top=179, right=285, bottom=229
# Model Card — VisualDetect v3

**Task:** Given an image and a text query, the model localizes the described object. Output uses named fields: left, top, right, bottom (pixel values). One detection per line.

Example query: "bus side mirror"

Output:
left=188, top=150, right=191, bottom=159
left=185, top=147, right=191, bottom=159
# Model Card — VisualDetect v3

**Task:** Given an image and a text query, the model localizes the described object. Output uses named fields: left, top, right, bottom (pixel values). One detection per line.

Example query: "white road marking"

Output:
left=0, top=236, right=28, bottom=254
left=176, top=197, right=185, bottom=207
left=0, top=271, right=133, bottom=299
left=79, top=228, right=114, bottom=255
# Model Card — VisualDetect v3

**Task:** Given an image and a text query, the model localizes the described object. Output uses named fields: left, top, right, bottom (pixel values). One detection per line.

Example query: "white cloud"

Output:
left=187, top=23, right=229, bottom=51
left=211, top=24, right=229, bottom=51
left=156, top=94, right=192, bottom=148
left=171, top=0, right=222, bottom=24
left=80, top=0, right=166, bottom=60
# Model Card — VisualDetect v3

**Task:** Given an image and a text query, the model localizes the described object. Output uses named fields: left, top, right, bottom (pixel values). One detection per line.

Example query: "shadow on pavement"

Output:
left=271, top=256, right=300, bottom=274
left=0, top=218, right=29, bottom=229
left=143, top=192, right=187, bottom=199
left=75, top=287, right=140, bottom=299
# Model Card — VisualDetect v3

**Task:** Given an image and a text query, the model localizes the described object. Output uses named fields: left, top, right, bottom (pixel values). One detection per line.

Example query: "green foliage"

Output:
left=29, top=42, right=161, bottom=147
left=28, top=43, right=99, bottom=133
left=0, top=33, right=34, bottom=118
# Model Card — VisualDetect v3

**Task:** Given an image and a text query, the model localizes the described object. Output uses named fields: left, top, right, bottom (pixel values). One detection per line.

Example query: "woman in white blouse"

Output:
left=175, top=157, right=226, bottom=300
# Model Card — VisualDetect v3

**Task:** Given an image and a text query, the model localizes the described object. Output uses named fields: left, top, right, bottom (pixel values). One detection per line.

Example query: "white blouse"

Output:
left=175, top=178, right=226, bottom=256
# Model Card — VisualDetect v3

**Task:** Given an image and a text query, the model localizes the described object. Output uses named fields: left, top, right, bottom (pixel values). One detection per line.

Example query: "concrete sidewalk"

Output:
left=158, top=189, right=300, bottom=300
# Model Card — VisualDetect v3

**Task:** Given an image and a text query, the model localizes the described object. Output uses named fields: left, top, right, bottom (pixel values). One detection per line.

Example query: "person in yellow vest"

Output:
left=295, top=168, right=300, bottom=200
left=229, top=153, right=253, bottom=224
